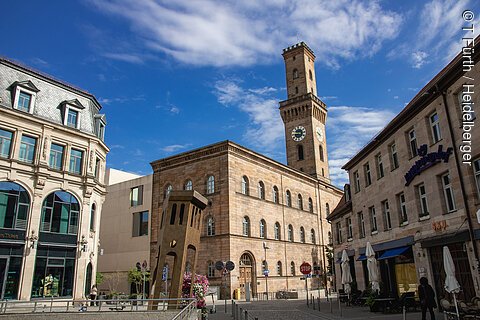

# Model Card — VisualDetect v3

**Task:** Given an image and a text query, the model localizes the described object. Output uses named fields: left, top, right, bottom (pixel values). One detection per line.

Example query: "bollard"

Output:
left=240, top=307, right=243, bottom=320
left=338, top=295, right=342, bottom=317
left=245, top=310, right=248, bottom=320
left=33, top=301, right=37, bottom=313
left=330, top=295, right=333, bottom=313
left=403, top=305, right=406, bottom=320
left=318, top=297, right=320, bottom=311
left=312, top=294, right=315, bottom=310
left=231, top=300, right=235, bottom=317
left=50, top=297, right=53, bottom=312
left=232, top=301, right=236, bottom=320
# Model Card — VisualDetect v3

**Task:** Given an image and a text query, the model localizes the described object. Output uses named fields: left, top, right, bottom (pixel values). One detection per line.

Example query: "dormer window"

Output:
left=60, top=99, right=84, bottom=130
left=10, top=80, right=39, bottom=114
left=95, top=114, right=107, bottom=141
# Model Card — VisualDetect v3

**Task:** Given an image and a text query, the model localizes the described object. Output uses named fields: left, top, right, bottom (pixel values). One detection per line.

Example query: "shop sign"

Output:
left=432, top=220, right=447, bottom=231
left=404, top=144, right=453, bottom=186
left=0, top=229, right=25, bottom=241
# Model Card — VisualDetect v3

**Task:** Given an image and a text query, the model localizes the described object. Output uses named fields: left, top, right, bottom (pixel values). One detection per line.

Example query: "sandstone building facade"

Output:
left=0, top=58, right=108, bottom=300
left=328, top=37, right=480, bottom=301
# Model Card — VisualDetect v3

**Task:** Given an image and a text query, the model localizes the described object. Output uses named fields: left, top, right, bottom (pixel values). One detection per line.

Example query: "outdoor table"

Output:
left=373, top=298, right=396, bottom=313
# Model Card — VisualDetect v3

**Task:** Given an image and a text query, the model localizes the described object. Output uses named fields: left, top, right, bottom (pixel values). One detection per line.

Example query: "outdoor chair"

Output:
left=389, top=292, right=416, bottom=313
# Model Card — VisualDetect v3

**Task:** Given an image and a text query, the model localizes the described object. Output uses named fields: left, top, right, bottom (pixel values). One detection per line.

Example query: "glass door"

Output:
left=0, top=257, right=9, bottom=300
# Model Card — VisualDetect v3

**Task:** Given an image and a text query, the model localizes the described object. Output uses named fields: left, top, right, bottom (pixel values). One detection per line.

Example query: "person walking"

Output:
left=90, top=284, right=98, bottom=306
left=418, top=277, right=436, bottom=320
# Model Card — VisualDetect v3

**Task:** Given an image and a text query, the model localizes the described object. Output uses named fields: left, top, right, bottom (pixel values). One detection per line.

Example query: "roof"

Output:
left=0, top=56, right=103, bottom=110
left=326, top=192, right=351, bottom=221
left=343, top=35, right=480, bottom=170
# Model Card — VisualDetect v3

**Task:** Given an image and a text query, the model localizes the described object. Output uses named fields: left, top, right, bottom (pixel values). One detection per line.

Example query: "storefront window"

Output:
left=41, top=191, right=80, bottom=235
left=0, top=181, right=30, bottom=230
left=0, top=245, right=23, bottom=300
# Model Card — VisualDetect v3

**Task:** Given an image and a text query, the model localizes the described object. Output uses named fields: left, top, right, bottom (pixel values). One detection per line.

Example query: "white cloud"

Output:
left=327, top=106, right=396, bottom=185
left=161, top=144, right=191, bottom=153
left=89, top=0, right=402, bottom=68
left=411, top=51, right=428, bottom=69
left=214, top=79, right=284, bottom=152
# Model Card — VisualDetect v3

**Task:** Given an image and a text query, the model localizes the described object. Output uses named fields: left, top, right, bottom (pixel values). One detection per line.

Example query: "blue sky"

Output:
left=1, top=0, right=479, bottom=187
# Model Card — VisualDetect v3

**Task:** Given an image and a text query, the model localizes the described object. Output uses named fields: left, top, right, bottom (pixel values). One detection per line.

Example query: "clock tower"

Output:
left=279, top=42, right=329, bottom=181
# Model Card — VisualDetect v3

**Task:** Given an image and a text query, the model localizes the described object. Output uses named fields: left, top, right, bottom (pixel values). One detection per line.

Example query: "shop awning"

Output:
left=378, top=246, right=409, bottom=260
left=356, top=254, right=367, bottom=261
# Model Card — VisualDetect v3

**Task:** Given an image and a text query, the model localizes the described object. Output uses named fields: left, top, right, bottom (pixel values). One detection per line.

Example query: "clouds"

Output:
left=161, top=144, right=191, bottom=153
left=89, top=0, right=402, bottom=68
left=214, top=79, right=284, bottom=152
left=327, top=106, right=396, bottom=185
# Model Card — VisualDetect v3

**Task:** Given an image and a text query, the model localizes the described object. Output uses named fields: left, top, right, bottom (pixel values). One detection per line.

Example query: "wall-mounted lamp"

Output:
left=80, top=235, right=88, bottom=252
left=27, top=230, right=38, bottom=249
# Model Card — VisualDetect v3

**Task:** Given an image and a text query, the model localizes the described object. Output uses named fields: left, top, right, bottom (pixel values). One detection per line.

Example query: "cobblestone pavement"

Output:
left=207, top=299, right=445, bottom=320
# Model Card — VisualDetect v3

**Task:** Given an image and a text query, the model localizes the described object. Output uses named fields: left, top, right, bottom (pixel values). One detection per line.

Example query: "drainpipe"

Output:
left=440, top=87, right=480, bottom=280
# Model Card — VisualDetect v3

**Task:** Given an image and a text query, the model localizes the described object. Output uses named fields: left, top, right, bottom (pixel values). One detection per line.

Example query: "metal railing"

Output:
left=0, top=297, right=196, bottom=314
left=232, top=300, right=258, bottom=320
left=171, top=300, right=196, bottom=320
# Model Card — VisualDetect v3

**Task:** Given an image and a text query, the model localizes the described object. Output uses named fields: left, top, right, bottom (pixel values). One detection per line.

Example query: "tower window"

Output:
left=293, top=69, right=299, bottom=79
left=295, top=87, right=298, bottom=94
left=309, top=70, right=313, bottom=80
left=319, top=145, right=324, bottom=162
left=297, top=145, right=304, bottom=160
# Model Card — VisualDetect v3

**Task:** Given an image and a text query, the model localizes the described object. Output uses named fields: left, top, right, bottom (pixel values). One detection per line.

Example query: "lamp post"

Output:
left=263, top=242, right=269, bottom=300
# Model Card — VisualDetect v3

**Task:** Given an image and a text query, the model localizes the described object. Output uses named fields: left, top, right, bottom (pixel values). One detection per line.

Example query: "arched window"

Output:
left=277, top=261, right=282, bottom=276
left=85, top=262, right=93, bottom=297
left=311, top=229, right=316, bottom=244
left=90, top=203, right=96, bottom=231
left=170, top=203, right=177, bottom=225
left=273, top=186, right=279, bottom=204
left=207, top=261, right=215, bottom=278
left=240, top=253, right=253, bottom=266
left=241, top=176, right=249, bottom=195
left=308, top=198, right=313, bottom=213
left=185, top=262, right=192, bottom=273
left=164, top=184, right=172, bottom=199
left=320, top=145, right=324, bottom=162
left=326, top=203, right=330, bottom=216
left=206, top=216, right=215, bottom=236
left=258, top=181, right=265, bottom=199
left=297, top=194, right=303, bottom=210
left=293, top=69, right=299, bottom=79
left=259, top=219, right=266, bottom=238
left=206, top=175, right=215, bottom=194
left=0, top=181, right=30, bottom=230
left=274, top=222, right=281, bottom=240
left=290, top=262, right=296, bottom=276
left=309, top=70, right=313, bottom=80
left=262, top=260, right=268, bottom=272
left=242, top=216, right=250, bottom=236
left=286, top=190, right=292, bottom=207
left=328, top=231, right=333, bottom=245
left=297, top=145, right=304, bottom=160
left=184, top=180, right=193, bottom=191
left=300, top=226, right=305, bottom=243
left=41, top=191, right=80, bottom=234
left=288, top=224, right=293, bottom=242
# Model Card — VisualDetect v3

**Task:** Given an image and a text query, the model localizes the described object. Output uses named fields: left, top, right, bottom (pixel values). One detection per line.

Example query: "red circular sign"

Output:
left=300, top=262, right=311, bottom=275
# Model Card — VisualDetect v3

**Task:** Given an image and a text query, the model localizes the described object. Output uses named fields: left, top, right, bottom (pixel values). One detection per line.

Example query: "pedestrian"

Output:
left=90, top=284, right=98, bottom=306
left=418, top=277, right=436, bottom=320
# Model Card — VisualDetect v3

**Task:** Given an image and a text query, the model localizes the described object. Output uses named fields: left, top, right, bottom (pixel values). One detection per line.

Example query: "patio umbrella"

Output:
left=443, top=246, right=460, bottom=318
left=341, top=249, right=352, bottom=294
left=366, top=242, right=380, bottom=293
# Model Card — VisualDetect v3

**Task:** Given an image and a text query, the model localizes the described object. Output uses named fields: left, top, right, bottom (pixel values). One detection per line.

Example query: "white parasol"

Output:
left=341, top=249, right=352, bottom=294
left=366, top=242, right=380, bottom=293
left=443, top=246, right=460, bottom=318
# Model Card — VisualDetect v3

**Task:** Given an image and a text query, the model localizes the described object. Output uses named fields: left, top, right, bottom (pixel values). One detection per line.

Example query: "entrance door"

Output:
left=44, top=266, right=64, bottom=297
left=429, top=243, right=475, bottom=302
left=0, top=257, right=9, bottom=299
left=239, top=253, right=255, bottom=298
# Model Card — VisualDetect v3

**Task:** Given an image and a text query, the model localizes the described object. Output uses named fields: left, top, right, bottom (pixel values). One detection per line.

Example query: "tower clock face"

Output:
left=291, top=126, right=306, bottom=141
left=316, top=127, right=324, bottom=142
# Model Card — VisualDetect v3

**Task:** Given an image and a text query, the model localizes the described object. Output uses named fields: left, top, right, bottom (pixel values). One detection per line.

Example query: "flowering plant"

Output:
left=182, top=272, right=209, bottom=309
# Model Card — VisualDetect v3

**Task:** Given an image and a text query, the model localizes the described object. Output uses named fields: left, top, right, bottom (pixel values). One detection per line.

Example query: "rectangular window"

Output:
left=49, top=143, right=64, bottom=170
left=67, top=109, right=78, bottom=128
left=346, top=217, right=353, bottom=240
left=94, top=157, right=101, bottom=179
left=376, top=153, right=384, bottom=179
left=17, top=92, right=32, bottom=112
left=130, top=186, right=144, bottom=207
left=364, top=163, right=372, bottom=186
left=358, top=212, right=366, bottom=238
left=98, top=123, right=105, bottom=140
left=408, top=129, right=418, bottom=157
left=132, top=211, right=149, bottom=237
left=442, top=173, right=456, bottom=212
left=69, top=149, right=83, bottom=175
left=354, top=171, right=361, bottom=192
left=335, top=222, right=342, bottom=244
left=430, top=112, right=442, bottom=143
left=382, top=200, right=392, bottom=230
left=369, top=206, right=377, bottom=233
left=390, top=143, right=399, bottom=170
left=418, top=183, right=429, bottom=218
left=474, top=159, right=480, bottom=200
left=19, top=135, right=37, bottom=163
left=398, top=193, right=408, bottom=225
left=0, top=129, right=13, bottom=158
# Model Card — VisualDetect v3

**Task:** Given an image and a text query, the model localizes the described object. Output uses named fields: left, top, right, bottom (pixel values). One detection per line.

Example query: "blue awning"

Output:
left=356, top=254, right=367, bottom=261
left=378, top=246, right=410, bottom=260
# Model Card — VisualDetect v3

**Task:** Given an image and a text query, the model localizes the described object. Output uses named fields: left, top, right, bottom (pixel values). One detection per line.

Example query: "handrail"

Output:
left=171, top=300, right=196, bottom=320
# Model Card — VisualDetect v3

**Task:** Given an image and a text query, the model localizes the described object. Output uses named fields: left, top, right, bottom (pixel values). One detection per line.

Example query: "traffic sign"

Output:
left=215, top=261, right=224, bottom=271
left=225, top=260, right=235, bottom=271
left=162, top=266, right=168, bottom=281
left=300, top=262, right=311, bottom=275
left=263, top=269, right=269, bottom=277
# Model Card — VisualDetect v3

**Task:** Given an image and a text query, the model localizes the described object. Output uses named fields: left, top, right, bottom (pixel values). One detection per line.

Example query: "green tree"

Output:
left=127, top=268, right=151, bottom=298
left=96, top=272, right=104, bottom=286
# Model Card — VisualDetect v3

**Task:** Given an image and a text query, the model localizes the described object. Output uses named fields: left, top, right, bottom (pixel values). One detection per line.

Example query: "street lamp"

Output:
left=263, top=241, right=269, bottom=300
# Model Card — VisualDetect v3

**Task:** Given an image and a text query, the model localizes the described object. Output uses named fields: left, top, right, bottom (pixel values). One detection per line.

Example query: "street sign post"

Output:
left=162, top=265, right=168, bottom=296
left=300, top=262, right=312, bottom=306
